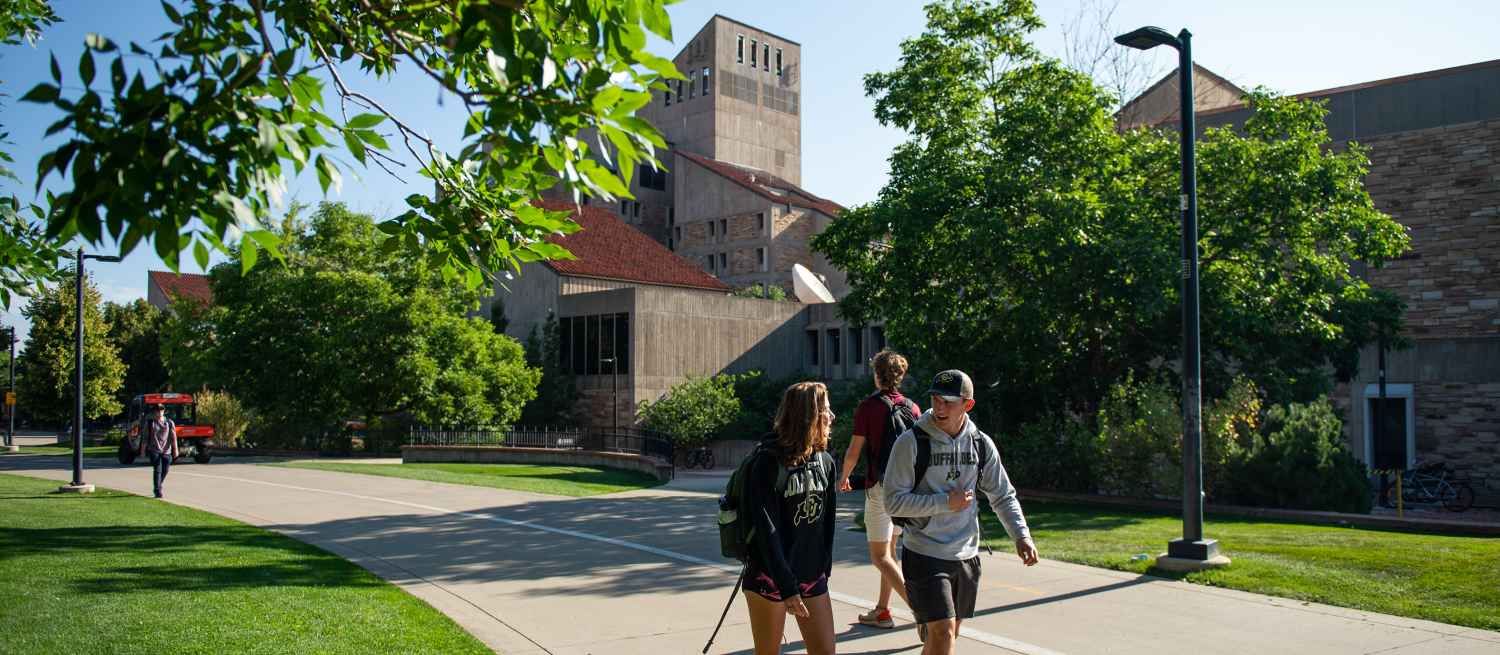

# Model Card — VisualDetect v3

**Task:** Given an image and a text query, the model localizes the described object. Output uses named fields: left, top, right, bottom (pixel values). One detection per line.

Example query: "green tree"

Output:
left=1222, top=400, right=1374, bottom=514
left=18, top=0, right=683, bottom=289
left=489, top=296, right=510, bottom=335
left=638, top=371, right=740, bottom=447
left=517, top=311, right=580, bottom=425
left=17, top=271, right=125, bottom=420
left=103, top=299, right=169, bottom=403
left=813, top=0, right=1409, bottom=430
left=171, top=201, right=539, bottom=428
left=730, top=284, right=788, bottom=301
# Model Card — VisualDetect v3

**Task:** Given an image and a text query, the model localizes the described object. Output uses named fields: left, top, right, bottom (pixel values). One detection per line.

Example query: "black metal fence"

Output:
left=409, top=424, right=674, bottom=463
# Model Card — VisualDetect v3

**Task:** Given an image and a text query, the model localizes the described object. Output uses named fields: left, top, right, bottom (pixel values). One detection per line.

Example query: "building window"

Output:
left=807, top=330, right=819, bottom=366
left=763, top=44, right=770, bottom=71
left=688, top=77, right=695, bottom=98
left=664, top=85, right=671, bottom=106
left=705, top=254, right=715, bottom=273
left=776, top=49, right=783, bottom=76
left=756, top=212, right=766, bottom=235
left=750, top=39, right=757, bottom=68
left=559, top=313, right=630, bottom=376
left=737, top=35, right=744, bottom=63
left=621, top=199, right=630, bottom=216
left=719, top=218, right=728, bottom=243
left=639, top=164, right=665, bottom=191
left=632, top=202, right=641, bottom=220
left=676, top=79, right=683, bottom=102
left=719, top=252, right=728, bottom=275
left=827, top=328, right=841, bottom=365
left=702, top=67, right=710, bottom=95
left=674, top=226, right=682, bottom=244
left=850, top=327, right=862, bottom=368
left=668, top=207, right=675, bottom=226
left=707, top=220, right=716, bottom=242
left=873, top=326, right=886, bottom=352
left=756, top=247, right=766, bottom=272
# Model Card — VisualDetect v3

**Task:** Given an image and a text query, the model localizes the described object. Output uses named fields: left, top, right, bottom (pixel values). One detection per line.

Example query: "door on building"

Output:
left=1367, top=397, right=1408, bottom=470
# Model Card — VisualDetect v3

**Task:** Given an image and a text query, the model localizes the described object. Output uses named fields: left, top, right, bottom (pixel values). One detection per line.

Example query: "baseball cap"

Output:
left=926, top=370, right=973, bottom=403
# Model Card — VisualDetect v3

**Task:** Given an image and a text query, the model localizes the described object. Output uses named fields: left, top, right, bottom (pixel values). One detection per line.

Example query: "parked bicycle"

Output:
left=676, top=447, right=715, bottom=470
left=1383, top=459, right=1475, bottom=512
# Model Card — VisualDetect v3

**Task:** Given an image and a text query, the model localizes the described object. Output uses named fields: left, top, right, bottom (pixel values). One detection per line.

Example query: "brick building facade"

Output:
left=1139, top=60, right=1500, bottom=493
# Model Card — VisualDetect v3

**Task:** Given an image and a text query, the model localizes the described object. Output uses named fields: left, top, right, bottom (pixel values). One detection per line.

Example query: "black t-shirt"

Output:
left=745, top=444, right=838, bottom=601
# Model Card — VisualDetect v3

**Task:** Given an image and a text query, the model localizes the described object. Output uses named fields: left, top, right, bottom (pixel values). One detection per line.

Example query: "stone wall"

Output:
left=1414, top=382, right=1500, bottom=491
left=403, top=445, right=672, bottom=480
left=1358, top=118, right=1500, bottom=339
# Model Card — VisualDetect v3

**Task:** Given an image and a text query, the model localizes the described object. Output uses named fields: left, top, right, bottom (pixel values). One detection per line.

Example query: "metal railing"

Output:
left=409, top=424, right=674, bottom=463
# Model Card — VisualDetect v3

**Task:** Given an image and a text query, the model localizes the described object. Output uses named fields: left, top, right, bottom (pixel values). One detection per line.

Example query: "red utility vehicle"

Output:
left=117, top=392, right=217, bottom=465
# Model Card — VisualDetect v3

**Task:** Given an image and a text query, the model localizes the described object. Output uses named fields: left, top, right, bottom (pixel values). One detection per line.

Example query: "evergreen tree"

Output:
left=517, top=311, right=580, bottom=425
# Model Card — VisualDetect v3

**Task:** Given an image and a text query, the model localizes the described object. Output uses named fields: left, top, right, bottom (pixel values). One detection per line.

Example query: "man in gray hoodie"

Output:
left=883, top=370, right=1039, bottom=654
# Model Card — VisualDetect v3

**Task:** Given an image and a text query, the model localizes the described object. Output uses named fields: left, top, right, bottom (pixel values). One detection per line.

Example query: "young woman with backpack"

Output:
left=837, top=349, right=920, bottom=631
left=741, top=381, right=839, bottom=655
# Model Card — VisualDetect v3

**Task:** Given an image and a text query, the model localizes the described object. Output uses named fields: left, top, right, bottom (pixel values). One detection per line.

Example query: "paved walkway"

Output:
left=1, top=455, right=1496, bottom=654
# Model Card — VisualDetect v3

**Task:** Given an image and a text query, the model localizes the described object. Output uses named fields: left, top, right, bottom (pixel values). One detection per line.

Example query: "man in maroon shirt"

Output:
left=838, top=350, right=921, bottom=630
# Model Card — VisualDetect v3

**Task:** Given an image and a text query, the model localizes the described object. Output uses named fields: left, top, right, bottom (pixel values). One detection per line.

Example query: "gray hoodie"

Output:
left=882, top=411, right=1030, bottom=561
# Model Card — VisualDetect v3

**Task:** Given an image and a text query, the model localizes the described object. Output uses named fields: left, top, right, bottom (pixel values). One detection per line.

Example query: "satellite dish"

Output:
left=792, top=264, right=834, bottom=304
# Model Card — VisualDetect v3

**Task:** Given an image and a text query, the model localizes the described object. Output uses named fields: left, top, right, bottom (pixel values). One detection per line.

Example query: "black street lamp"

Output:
left=600, top=357, right=618, bottom=450
left=61, top=248, right=122, bottom=494
left=1114, top=26, right=1227, bottom=569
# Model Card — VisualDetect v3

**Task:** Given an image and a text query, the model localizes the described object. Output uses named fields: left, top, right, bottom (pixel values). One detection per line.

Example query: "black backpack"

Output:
left=867, top=392, right=918, bottom=484
left=889, top=428, right=993, bottom=528
left=719, top=434, right=837, bottom=562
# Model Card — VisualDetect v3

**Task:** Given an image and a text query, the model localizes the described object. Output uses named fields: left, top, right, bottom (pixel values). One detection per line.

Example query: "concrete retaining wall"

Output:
left=706, top=439, right=761, bottom=469
left=402, top=445, right=673, bottom=481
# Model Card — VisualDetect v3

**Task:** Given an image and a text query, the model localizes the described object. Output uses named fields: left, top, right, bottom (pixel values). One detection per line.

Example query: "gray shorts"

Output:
left=902, top=548, right=980, bottom=625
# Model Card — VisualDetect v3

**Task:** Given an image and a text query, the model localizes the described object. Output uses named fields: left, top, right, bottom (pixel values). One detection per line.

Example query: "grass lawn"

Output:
left=263, top=461, right=667, bottom=497
left=0, top=473, right=492, bottom=655
left=959, top=499, right=1499, bottom=631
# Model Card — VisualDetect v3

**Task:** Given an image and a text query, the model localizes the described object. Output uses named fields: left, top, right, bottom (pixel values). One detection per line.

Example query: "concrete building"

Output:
left=1131, top=60, right=1500, bottom=493
left=505, top=16, right=883, bottom=424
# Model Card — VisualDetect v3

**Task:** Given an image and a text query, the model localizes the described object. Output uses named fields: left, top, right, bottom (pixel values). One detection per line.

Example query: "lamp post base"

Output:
left=1155, top=553, right=1231, bottom=571
left=0, top=445, right=17, bottom=452
left=58, top=484, right=95, bottom=494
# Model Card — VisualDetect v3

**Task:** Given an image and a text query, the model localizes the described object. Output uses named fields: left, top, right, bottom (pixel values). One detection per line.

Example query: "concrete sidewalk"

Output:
left=1, top=455, right=1495, bottom=655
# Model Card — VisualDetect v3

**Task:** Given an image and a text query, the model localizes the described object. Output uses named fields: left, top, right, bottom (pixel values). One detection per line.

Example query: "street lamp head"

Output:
left=1114, top=26, right=1179, bottom=50
left=84, top=255, right=124, bottom=263
left=600, top=358, right=616, bottom=363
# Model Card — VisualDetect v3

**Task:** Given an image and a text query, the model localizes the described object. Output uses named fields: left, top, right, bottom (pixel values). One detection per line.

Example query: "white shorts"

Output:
left=863, top=481, right=903, bottom=543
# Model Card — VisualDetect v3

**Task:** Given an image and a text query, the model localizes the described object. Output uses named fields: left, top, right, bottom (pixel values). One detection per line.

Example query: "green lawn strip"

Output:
left=262, top=461, right=666, bottom=497
left=973, top=498, right=1499, bottom=631
left=6, top=445, right=118, bottom=457
left=0, top=473, right=492, bottom=655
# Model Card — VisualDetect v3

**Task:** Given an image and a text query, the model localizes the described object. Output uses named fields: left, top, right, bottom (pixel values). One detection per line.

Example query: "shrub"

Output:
left=996, top=413, right=1097, bottom=493
left=196, top=388, right=252, bottom=448
left=1221, top=400, right=1373, bottom=514
left=638, top=372, right=741, bottom=447
left=730, top=284, right=788, bottom=301
left=715, top=368, right=818, bottom=442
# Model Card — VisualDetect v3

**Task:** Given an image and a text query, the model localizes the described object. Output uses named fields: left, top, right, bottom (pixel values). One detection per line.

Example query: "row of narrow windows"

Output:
left=664, top=35, right=785, bottom=107
left=737, top=35, right=782, bottom=75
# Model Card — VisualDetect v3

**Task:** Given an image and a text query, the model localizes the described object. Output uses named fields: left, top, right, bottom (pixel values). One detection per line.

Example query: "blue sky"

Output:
left=2, top=0, right=1498, bottom=346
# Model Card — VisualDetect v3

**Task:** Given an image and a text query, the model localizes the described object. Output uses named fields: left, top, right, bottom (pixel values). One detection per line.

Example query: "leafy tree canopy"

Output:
left=812, top=0, right=1409, bottom=430
left=103, top=298, right=170, bottom=403
left=165, top=201, right=539, bottom=427
left=16, top=0, right=682, bottom=291
left=18, top=270, right=125, bottom=420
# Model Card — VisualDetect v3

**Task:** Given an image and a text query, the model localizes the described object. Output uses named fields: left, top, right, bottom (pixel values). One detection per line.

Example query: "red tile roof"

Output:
left=148, top=271, right=213, bottom=305
left=675, top=151, right=842, bottom=217
left=535, top=200, right=732, bottom=292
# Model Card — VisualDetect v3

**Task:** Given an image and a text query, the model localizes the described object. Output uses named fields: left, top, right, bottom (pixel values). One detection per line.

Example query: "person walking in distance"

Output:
left=743, top=382, right=840, bottom=655
left=885, top=370, right=1039, bottom=654
left=837, top=349, right=920, bottom=629
left=138, top=404, right=178, bottom=499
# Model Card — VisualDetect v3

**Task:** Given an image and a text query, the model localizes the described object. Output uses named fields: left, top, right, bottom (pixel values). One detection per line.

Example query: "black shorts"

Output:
left=744, top=570, right=828, bottom=602
left=902, top=548, right=980, bottom=625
